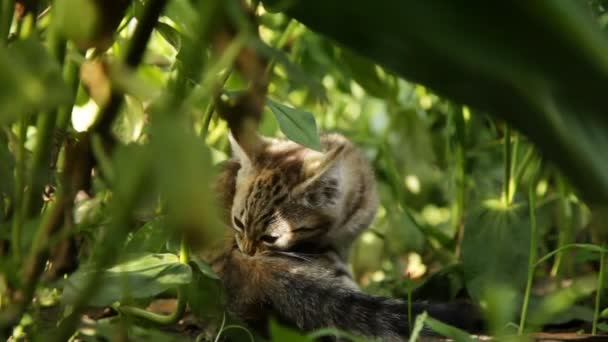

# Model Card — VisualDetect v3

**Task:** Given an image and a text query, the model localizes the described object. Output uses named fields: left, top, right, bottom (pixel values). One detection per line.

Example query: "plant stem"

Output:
left=452, top=105, right=466, bottom=256
left=519, top=182, right=538, bottom=334
left=56, top=47, right=81, bottom=131
left=95, top=0, right=169, bottom=140
left=0, top=0, right=14, bottom=44
left=592, top=247, right=606, bottom=335
left=51, top=2, right=168, bottom=340
left=507, top=133, right=518, bottom=203
left=10, top=115, right=27, bottom=261
left=503, top=124, right=512, bottom=206
left=200, top=69, right=232, bottom=139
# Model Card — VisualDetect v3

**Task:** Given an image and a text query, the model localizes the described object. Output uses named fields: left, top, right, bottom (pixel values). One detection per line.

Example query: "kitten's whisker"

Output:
left=273, top=251, right=314, bottom=262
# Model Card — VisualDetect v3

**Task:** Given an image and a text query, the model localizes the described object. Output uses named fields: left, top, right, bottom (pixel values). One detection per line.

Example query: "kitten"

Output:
left=216, top=132, right=378, bottom=275
left=214, top=247, right=483, bottom=341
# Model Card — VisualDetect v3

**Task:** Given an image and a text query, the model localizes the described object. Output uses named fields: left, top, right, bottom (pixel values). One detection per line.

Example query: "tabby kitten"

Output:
left=220, top=132, right=378, bottom=262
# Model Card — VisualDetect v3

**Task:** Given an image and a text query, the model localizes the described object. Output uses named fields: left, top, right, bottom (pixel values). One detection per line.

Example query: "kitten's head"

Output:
left=228, top=133, right=346, bottom=256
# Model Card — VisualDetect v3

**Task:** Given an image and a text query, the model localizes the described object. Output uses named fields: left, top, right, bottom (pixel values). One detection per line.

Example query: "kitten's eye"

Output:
left=260, top=234, right=278, bottom=245
left=233, top=216, right=245, bottom=231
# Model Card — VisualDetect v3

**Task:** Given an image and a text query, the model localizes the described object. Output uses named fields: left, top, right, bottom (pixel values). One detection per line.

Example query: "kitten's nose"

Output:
left=242, top=239, right=256, bottom=256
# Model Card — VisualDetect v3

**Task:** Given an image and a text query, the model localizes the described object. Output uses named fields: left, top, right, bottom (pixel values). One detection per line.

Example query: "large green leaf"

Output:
left=262, top=0, right=608, bottom=204
left=267, top=98, right=322, bottom=150
left=0, top=39, right=69, bottom=123
left=62, top=253, right=192, bottom=306
left=461, top=201, right=530, bottom=302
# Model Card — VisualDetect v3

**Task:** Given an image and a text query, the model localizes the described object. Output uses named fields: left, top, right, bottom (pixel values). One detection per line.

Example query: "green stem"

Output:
left=10, top=115, right=27, bottom=261
left=0, top=0, right=13, bottom=44
left=519, top=182, right=538, bottom=334
left=407, top=276, right=413, bottom=334
left=56, top=47, right=81, bottom=131
left=200, top=69, right=232, bottom=140
left=536, top=244, right=608, bottom=266
left=592, top=248, right=606, bottom=335
left=507, top=133, right=518, bottom=203
left=91, top=133, right=115, bottom=184
left=452, top=105, right=466, bottom=256
left=510, top=146, right=535, bottom=199
left=503, top=125, right=512, bottom=206
left=550, top=177, right=572, bottom=277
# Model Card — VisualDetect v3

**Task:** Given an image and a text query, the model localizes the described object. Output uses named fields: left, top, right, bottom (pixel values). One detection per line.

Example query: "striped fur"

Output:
left=220, top=133, right=378, bottom=263
left=215, top=249, right=483, bottom=341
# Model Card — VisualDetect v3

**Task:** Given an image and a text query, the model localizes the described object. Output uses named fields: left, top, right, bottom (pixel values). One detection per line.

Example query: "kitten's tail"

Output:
left=221, top=252, right=484, bottom=341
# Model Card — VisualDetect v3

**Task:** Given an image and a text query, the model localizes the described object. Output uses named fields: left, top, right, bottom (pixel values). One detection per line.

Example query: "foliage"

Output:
left=0, top=0, right=607, bottom=341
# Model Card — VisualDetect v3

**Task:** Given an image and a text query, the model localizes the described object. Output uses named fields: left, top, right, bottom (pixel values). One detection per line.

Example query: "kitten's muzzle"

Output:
left=235, top=235, right=257, bottom=256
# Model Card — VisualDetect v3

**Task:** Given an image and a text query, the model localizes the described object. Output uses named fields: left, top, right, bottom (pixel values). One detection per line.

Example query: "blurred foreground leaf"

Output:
left=0, top=39, right=69, bottom=123
left=264, top=0, right=608, bottom=203
left=62, top=253, right=192, bottom=306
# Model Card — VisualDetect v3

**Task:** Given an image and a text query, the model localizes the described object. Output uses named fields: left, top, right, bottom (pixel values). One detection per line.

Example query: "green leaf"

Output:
left=187, top=261, right=225, bottom=321
left=62, top=253, right=192, bottom=306
left=123, top=218, right=172, bottom=255
left=266, top=99, right=321, bottom=150
left=597, top=322, right=608, bottom=333
left=408, top=312, right=427, bottom=342
left=528, top=275, right=597, bottom=327
left=424, top=316, right=476, bottom=342
left=461, top=201, right=530, bottom=301
left=0, top=39, right=69, bottom=123
left=190, top=255, right=220, bottom=280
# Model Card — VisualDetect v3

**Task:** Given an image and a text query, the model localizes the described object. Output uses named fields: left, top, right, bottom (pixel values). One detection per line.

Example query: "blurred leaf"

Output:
left=598, top=322, right=608, bottom=332
left=481, top=284, right=518, bottom=335
left=424, top=315, right=476, bottom=342
left=267, top=99, right=321, bottom=150
left=544, top=305, right=594, bottom=325
left=62, top=253, right=192, bottom=306
left=462, top=201, right=530, bottom=301
left=163, top=0, right=198, bottom=36
left=264, top=0, right=608, bottom=203
left=528, top=274, right=597, bottom=327
left=56, top=0, right=129, bottom=50
left=156, top=22, right=182, bottom=51
left=340, top=48, right=392, bottom=98
left=0, top=39, right=69, bottom=123
left=150, top=119, right=223, bottom=249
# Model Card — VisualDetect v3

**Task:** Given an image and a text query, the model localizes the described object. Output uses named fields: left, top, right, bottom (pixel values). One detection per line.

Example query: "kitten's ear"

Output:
left=229, top=132, right=251, bottom=167
left=294, top=145, right=346, bottom=194
left=229, top=131, right=265, bottom=170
